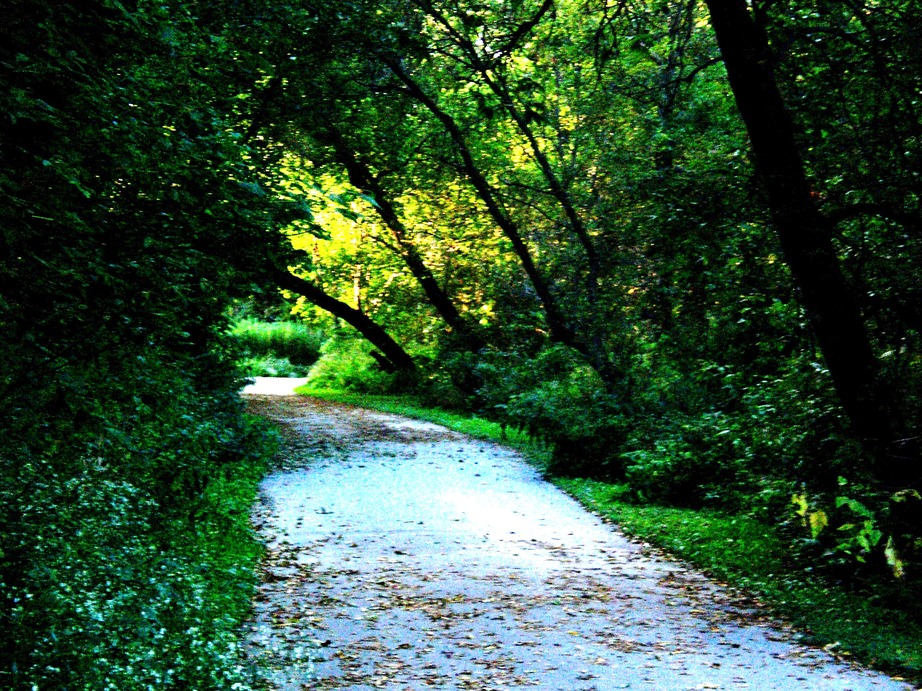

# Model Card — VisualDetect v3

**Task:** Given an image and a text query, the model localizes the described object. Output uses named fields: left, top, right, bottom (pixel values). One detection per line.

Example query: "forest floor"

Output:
left=241, top=379, right=913, bottom=690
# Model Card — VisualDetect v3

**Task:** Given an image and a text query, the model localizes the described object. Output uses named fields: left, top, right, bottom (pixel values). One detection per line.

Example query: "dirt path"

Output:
left=242, top=384, right=912, bottom=691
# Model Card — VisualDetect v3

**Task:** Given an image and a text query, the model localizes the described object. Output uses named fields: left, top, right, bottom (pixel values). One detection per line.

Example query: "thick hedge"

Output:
left=0, top=1, right=282, bottom=687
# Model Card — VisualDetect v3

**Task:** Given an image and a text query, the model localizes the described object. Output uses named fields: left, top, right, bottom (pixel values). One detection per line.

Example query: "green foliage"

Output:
left=269, top=0, right=921, bottom=593
left=2, top=0, right=915, bottom=679
left=459, top=345, right=628, bottom=478
left=3, top=447, right=270, bottom=689
left=0, top=0, right=282, bottom=686
left=238, top=354, right=312, bottom=377
left=623, top=412, right=743, bottom=508
left=305, top=337, right=404, bottom=393
left=790, top=479, right=922, bottom=584
left=1, top=379, right=274, bottom=689
left=230, top=319, right=326, bottom=368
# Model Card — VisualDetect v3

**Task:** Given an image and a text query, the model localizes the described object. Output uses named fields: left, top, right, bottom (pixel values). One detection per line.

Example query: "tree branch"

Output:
left=381, top=56, right=582, bottom=352
left=495, top=0, right=555, bottom=58
left=274, top=269, right=416, bottom=372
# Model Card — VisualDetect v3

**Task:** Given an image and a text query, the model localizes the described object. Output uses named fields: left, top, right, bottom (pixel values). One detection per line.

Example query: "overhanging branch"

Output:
left=274, top=269, right=416, bottom=373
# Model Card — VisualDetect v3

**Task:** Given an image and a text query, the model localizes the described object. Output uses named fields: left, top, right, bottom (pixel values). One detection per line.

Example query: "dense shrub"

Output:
left=620, top=354, right=856, bottom=510
left=470, top=345, right=630, bottom=479
left=306, top=336, right=405, bottom=393
left=623, top=413, right=741, bottom=508
left=0, top=1, right=281, bottom=686
left=3, top=457, right=263, bottom=689
left=230, top=318, right=326, bottom=370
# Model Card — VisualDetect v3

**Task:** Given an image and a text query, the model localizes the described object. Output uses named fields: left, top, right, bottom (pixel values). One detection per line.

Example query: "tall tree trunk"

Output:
left=704, top=0, right=890, bottom=475
left=274, top=270, right=416, bottom=374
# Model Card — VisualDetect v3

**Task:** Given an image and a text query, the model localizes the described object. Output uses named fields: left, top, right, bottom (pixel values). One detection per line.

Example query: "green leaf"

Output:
left=808, top=510, right=828, bottom=539
left=835, top=496, right=874, bottom=518
left=884, top=537, right=905, bottom=579
left=791, top=493, right=808, bottom=518
left=237, top=180, right=266, bottom=196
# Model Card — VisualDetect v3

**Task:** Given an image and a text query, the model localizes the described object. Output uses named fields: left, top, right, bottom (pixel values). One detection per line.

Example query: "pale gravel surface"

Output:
left=243, top=376, right=310, bottom=396
left=241, top=378, right=914, bottom=691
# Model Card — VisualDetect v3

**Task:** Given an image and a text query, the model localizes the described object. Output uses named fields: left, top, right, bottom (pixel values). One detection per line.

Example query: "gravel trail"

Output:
left=242, top=380, right=912, bottom=691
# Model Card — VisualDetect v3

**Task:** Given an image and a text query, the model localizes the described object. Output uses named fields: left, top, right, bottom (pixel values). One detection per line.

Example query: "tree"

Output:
left=0, top=0, right=285, bottom=685
left=275, top=269, right=417, bottom=372
left=318, top=126, right=485, bottom=352
left=703, top=0, right=916, bottom=484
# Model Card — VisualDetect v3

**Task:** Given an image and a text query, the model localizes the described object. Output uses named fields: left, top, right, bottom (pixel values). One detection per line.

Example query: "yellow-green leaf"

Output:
left=885, top=536, right=905, bottom=579
left=808, top=510, right=828, bottom=539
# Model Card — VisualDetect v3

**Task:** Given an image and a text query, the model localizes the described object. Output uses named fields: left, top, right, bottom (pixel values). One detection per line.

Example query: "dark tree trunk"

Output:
left=274, top=270, right=416, bottom=374
left=321, top=128, right=485, bottom=353
left=704, top=0, right=891, bottom=475
left=383, top=57, right=585, bottom=357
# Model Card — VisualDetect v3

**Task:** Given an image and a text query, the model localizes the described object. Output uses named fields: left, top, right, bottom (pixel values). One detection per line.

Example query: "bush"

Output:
left=623, top=412, right=743, bottom=508
left=238, top=354, right=311, bottom=377
left=0, top=1, right=284, bottom=686
left=4, top=468, right=250, bottom=689
left=618, top=351, right=861, bottom=510
left=230, top=319, right=326, bottom=367
left=306, top=337, right=405, bottom=393
left=472, top=345, right=629, bottom=479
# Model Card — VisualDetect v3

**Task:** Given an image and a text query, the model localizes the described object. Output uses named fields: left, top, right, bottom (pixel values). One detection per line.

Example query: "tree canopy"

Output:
left=250, top=0, right=922, bottom=571
left=2, top=0, right=920, bottom=685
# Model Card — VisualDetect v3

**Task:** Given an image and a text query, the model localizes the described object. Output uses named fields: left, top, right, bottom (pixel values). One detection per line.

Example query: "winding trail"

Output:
left=242, top=379, right=912, bottom=691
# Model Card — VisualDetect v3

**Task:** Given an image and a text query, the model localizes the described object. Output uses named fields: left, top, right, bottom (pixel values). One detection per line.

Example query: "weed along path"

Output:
left=242, top=382, right=911, bottom=691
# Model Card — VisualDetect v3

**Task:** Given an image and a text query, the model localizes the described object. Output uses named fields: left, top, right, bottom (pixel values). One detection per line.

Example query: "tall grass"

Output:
left=230, top=320, right=326, bottom=375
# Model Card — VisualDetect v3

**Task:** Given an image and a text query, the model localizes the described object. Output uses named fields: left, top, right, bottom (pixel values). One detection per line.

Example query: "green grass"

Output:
left=230, top=319, right=325, bottom=366
left=557, top=478, right=922, bottom=680
left=294, top=389, right=922, bottom=683
left=194, top=420, right=277, bottom=622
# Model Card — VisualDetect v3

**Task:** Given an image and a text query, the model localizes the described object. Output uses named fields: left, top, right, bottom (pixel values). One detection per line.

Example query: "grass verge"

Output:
left=296, top=388, right=922, bottom=683
left=296, top=387, right=548, bottom=460
left=557, top=478, right=922, bottom=681
left=194, top=417, right=277, bottom=625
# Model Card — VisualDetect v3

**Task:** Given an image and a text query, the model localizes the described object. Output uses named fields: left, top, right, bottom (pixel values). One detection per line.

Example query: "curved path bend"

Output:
left=242, top=380, right=912, bottom=691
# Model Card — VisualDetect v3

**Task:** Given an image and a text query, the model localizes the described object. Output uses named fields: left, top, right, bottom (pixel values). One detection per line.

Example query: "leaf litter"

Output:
left=242, top=389, right=914, bottom=691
